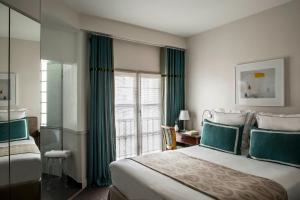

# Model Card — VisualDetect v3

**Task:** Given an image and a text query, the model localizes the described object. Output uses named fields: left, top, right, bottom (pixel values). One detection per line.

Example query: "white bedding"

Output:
left=110, top=146, right=300, bottom=200
left=0, top=136, right=42, bottom=186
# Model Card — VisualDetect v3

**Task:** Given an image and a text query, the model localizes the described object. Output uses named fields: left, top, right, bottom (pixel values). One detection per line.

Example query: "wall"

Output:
left=186, top=0, right=300, bottom=129
left=0, top=38, right=40, bottom=120
left=114, top=39, right=160, bottom=73
left=41, top=26, right=77, bottom=64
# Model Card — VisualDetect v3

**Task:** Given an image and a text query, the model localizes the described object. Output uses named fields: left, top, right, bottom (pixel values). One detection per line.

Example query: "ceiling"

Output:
left=63, top=0, right=291, bottom=37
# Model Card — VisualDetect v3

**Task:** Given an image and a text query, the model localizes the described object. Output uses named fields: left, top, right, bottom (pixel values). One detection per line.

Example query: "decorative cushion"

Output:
left=200, top=119, right=244, bottom=155
left=249, top=128, right=300, bottom=168
left=212, top=111, right=247, bottom=126
left=0, top=118, right=29, bottom=142
left=256, top=113, right=300, bottom=131
left=0, top=108, right=27, bottom=121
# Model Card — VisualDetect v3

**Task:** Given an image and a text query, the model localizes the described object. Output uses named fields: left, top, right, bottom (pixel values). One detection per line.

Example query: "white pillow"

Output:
left=0, top=108, right=27, bottom=121
left=256, top=113, right=300, bottom=131
left=212, top=111, right=247, bottom=126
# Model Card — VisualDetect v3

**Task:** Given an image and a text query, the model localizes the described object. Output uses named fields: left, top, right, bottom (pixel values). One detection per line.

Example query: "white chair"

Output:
left=44, top=150, right=72, bottom=189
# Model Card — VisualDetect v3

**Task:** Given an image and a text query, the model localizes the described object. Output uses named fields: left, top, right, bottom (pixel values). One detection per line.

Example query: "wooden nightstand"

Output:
left=176, top=131, right=200, bottom=146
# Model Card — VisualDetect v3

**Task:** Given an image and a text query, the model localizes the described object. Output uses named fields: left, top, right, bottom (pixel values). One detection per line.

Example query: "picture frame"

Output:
left=235, top=58, right=284, bottom=107
left=0, top=73, right=17, bottom=106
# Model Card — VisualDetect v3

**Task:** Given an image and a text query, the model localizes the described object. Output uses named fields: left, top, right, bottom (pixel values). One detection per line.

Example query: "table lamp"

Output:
left=179, top=110, right=190, bottom=131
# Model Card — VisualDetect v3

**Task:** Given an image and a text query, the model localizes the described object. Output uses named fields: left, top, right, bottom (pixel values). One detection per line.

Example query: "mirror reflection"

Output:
left=40, top=23, right=81, bottom=198
left=0, top=2, right=10, bottom=198
left=8, top=8, right=41, bottom=200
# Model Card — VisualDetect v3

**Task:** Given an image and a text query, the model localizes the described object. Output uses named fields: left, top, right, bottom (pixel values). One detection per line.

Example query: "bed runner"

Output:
left=129, top=151, right=287, bottom=200
left=0, top=144, right=40, bottom=157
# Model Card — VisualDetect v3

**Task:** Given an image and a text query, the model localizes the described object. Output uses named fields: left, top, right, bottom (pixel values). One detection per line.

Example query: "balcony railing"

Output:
left=116, top=118, right=161, bottom=160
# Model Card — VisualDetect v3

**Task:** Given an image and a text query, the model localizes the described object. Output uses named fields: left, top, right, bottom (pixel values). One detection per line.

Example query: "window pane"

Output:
left=41, top=59, right=48, bottom=70
left=41, top=113, right=47, bottom=126
left=41, top=81, right=47, bottom=92
left=114, top=72, right=162, bottom=159
left=41, top=102, right=47, bottom=113
left=41, top=92, right=47, bottom=103
left=115, top=72, right=137, bottom=159
left=140, top=74, right=161, bottom=154
left=41, top=70, right=47, bottom=81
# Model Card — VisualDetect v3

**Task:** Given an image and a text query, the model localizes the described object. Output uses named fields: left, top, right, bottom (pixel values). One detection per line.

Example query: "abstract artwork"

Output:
left=0, top=73, right=16, bottom=106
left=235, top=58, right=284, bottom=106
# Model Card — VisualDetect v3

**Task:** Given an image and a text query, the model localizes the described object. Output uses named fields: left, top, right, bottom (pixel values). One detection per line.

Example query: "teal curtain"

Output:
left=161, top=47, right=185, bottom=128
left=88, top=34, right=116, bottom=186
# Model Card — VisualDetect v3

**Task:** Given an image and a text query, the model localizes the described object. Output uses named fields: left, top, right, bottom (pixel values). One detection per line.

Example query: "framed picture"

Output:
left=0, top=73, right=17, bottom=106
left=235, top=58, right=284, bottom=106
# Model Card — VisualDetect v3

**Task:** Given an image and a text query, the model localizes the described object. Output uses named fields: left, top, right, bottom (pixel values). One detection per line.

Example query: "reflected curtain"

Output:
left=161, top=47, right=185, bottom=128
left=88, top=34, right=116, bottom=186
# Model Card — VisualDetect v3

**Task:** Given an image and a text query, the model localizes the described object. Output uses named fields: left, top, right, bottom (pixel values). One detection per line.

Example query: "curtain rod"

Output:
left=81, top=29, right=185, bottom=50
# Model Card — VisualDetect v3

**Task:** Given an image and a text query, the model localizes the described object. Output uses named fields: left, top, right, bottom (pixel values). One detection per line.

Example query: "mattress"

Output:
left=0, top=136, right=42, bottom=186
left=110, top=146, right=300, bottom=200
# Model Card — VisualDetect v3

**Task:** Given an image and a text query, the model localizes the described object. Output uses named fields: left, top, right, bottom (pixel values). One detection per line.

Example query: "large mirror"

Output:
left=8, top=7, right=41, bottom=200
left=0, top=2, right=83, bottom=199
left=40, top=17, right=82, bottom=199
left=0, top=2, right=10, bottom=197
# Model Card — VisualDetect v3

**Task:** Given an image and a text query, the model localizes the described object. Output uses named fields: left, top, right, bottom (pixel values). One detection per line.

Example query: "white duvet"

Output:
left=110, top=146, right=300, bottom=200
left=0, top=136, right=41, bottom=186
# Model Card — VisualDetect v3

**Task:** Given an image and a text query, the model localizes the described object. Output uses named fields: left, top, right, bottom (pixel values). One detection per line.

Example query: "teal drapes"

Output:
left=161, top=47, right=185, bottom=128
left=88, top=34, right=116, bottom=186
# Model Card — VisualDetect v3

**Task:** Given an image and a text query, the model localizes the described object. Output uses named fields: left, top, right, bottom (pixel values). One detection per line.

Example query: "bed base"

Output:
left=108, top=185, right=129, bottom=200
left=0, top=180, right=41, bottom=200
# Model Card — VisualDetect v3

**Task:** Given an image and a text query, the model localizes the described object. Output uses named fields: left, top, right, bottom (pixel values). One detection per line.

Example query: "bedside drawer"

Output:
left=176, top=133, right=200, bottom=146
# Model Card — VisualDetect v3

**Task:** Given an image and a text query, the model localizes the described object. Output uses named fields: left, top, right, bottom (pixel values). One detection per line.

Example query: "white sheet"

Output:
left=110, top=146, right=300, bottom=200
left=0, top=136, right=42, bottom=186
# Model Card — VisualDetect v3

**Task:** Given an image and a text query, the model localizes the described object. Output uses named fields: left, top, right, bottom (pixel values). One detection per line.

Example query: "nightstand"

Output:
left=176, top=131, right=200, bottom=146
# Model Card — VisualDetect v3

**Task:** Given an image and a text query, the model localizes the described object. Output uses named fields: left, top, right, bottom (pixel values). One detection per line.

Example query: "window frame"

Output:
left=114, top=69, right=162, bottom=159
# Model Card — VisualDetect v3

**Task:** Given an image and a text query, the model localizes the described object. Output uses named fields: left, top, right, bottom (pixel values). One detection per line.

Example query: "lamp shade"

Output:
left=179, top=110, right=190, bottom=121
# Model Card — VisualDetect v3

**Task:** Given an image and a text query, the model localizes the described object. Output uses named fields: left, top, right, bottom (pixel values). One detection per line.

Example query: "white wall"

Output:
left=0, top=38, right=40, bottom=121
left=114, top=39, right=160, bottom=73
left=41, top=26, right=77, bottom=64
left=186, top=0, right=300, bottom=129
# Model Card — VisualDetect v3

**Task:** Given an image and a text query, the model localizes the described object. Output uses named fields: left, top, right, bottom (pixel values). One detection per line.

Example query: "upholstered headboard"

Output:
left=26, top=116, right=40, bottom=147
left=26, top=116, right=39, bottom=136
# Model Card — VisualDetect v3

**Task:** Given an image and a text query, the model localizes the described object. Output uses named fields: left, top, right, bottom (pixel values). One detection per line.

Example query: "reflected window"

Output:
left=41, top=59, right=48, bottom=126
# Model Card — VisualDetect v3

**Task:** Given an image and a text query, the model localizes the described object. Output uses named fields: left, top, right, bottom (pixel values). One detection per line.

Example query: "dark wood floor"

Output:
left=74, top=187, right=109, bottom=200
left=42, top=174, right=81, bottom=200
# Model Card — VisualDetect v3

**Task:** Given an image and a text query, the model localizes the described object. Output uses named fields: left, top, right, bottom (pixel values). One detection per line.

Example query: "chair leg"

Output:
left=46, top=157, right=51, bottom=191
left=61, top=158, right=69, bottom=188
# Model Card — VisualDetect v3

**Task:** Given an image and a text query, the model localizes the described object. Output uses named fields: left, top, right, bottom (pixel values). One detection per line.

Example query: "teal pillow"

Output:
left=0, top=118, right=29, bottom=143
left=249, top=128, right=300, bottom=168
left=200, top=119, right=244, bottom=154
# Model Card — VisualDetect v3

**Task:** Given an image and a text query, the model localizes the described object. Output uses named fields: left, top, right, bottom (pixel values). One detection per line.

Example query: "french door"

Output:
left=115, top=71, right=161, bottom=159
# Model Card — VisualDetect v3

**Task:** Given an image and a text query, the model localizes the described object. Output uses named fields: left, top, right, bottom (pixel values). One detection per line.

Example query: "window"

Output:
left=115, top=71, right=161, bottom=159
left=40, top=59, right=48, bottom=126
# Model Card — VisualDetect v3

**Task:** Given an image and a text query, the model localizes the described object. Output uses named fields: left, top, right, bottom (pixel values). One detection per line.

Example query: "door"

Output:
left=115, top=71, right=161, bottom=159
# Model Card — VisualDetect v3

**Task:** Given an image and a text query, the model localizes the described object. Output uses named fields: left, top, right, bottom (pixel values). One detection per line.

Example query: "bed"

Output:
left=0, top=117, right=42, bottom=200
left=109, top=146, right=300, bottom=200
